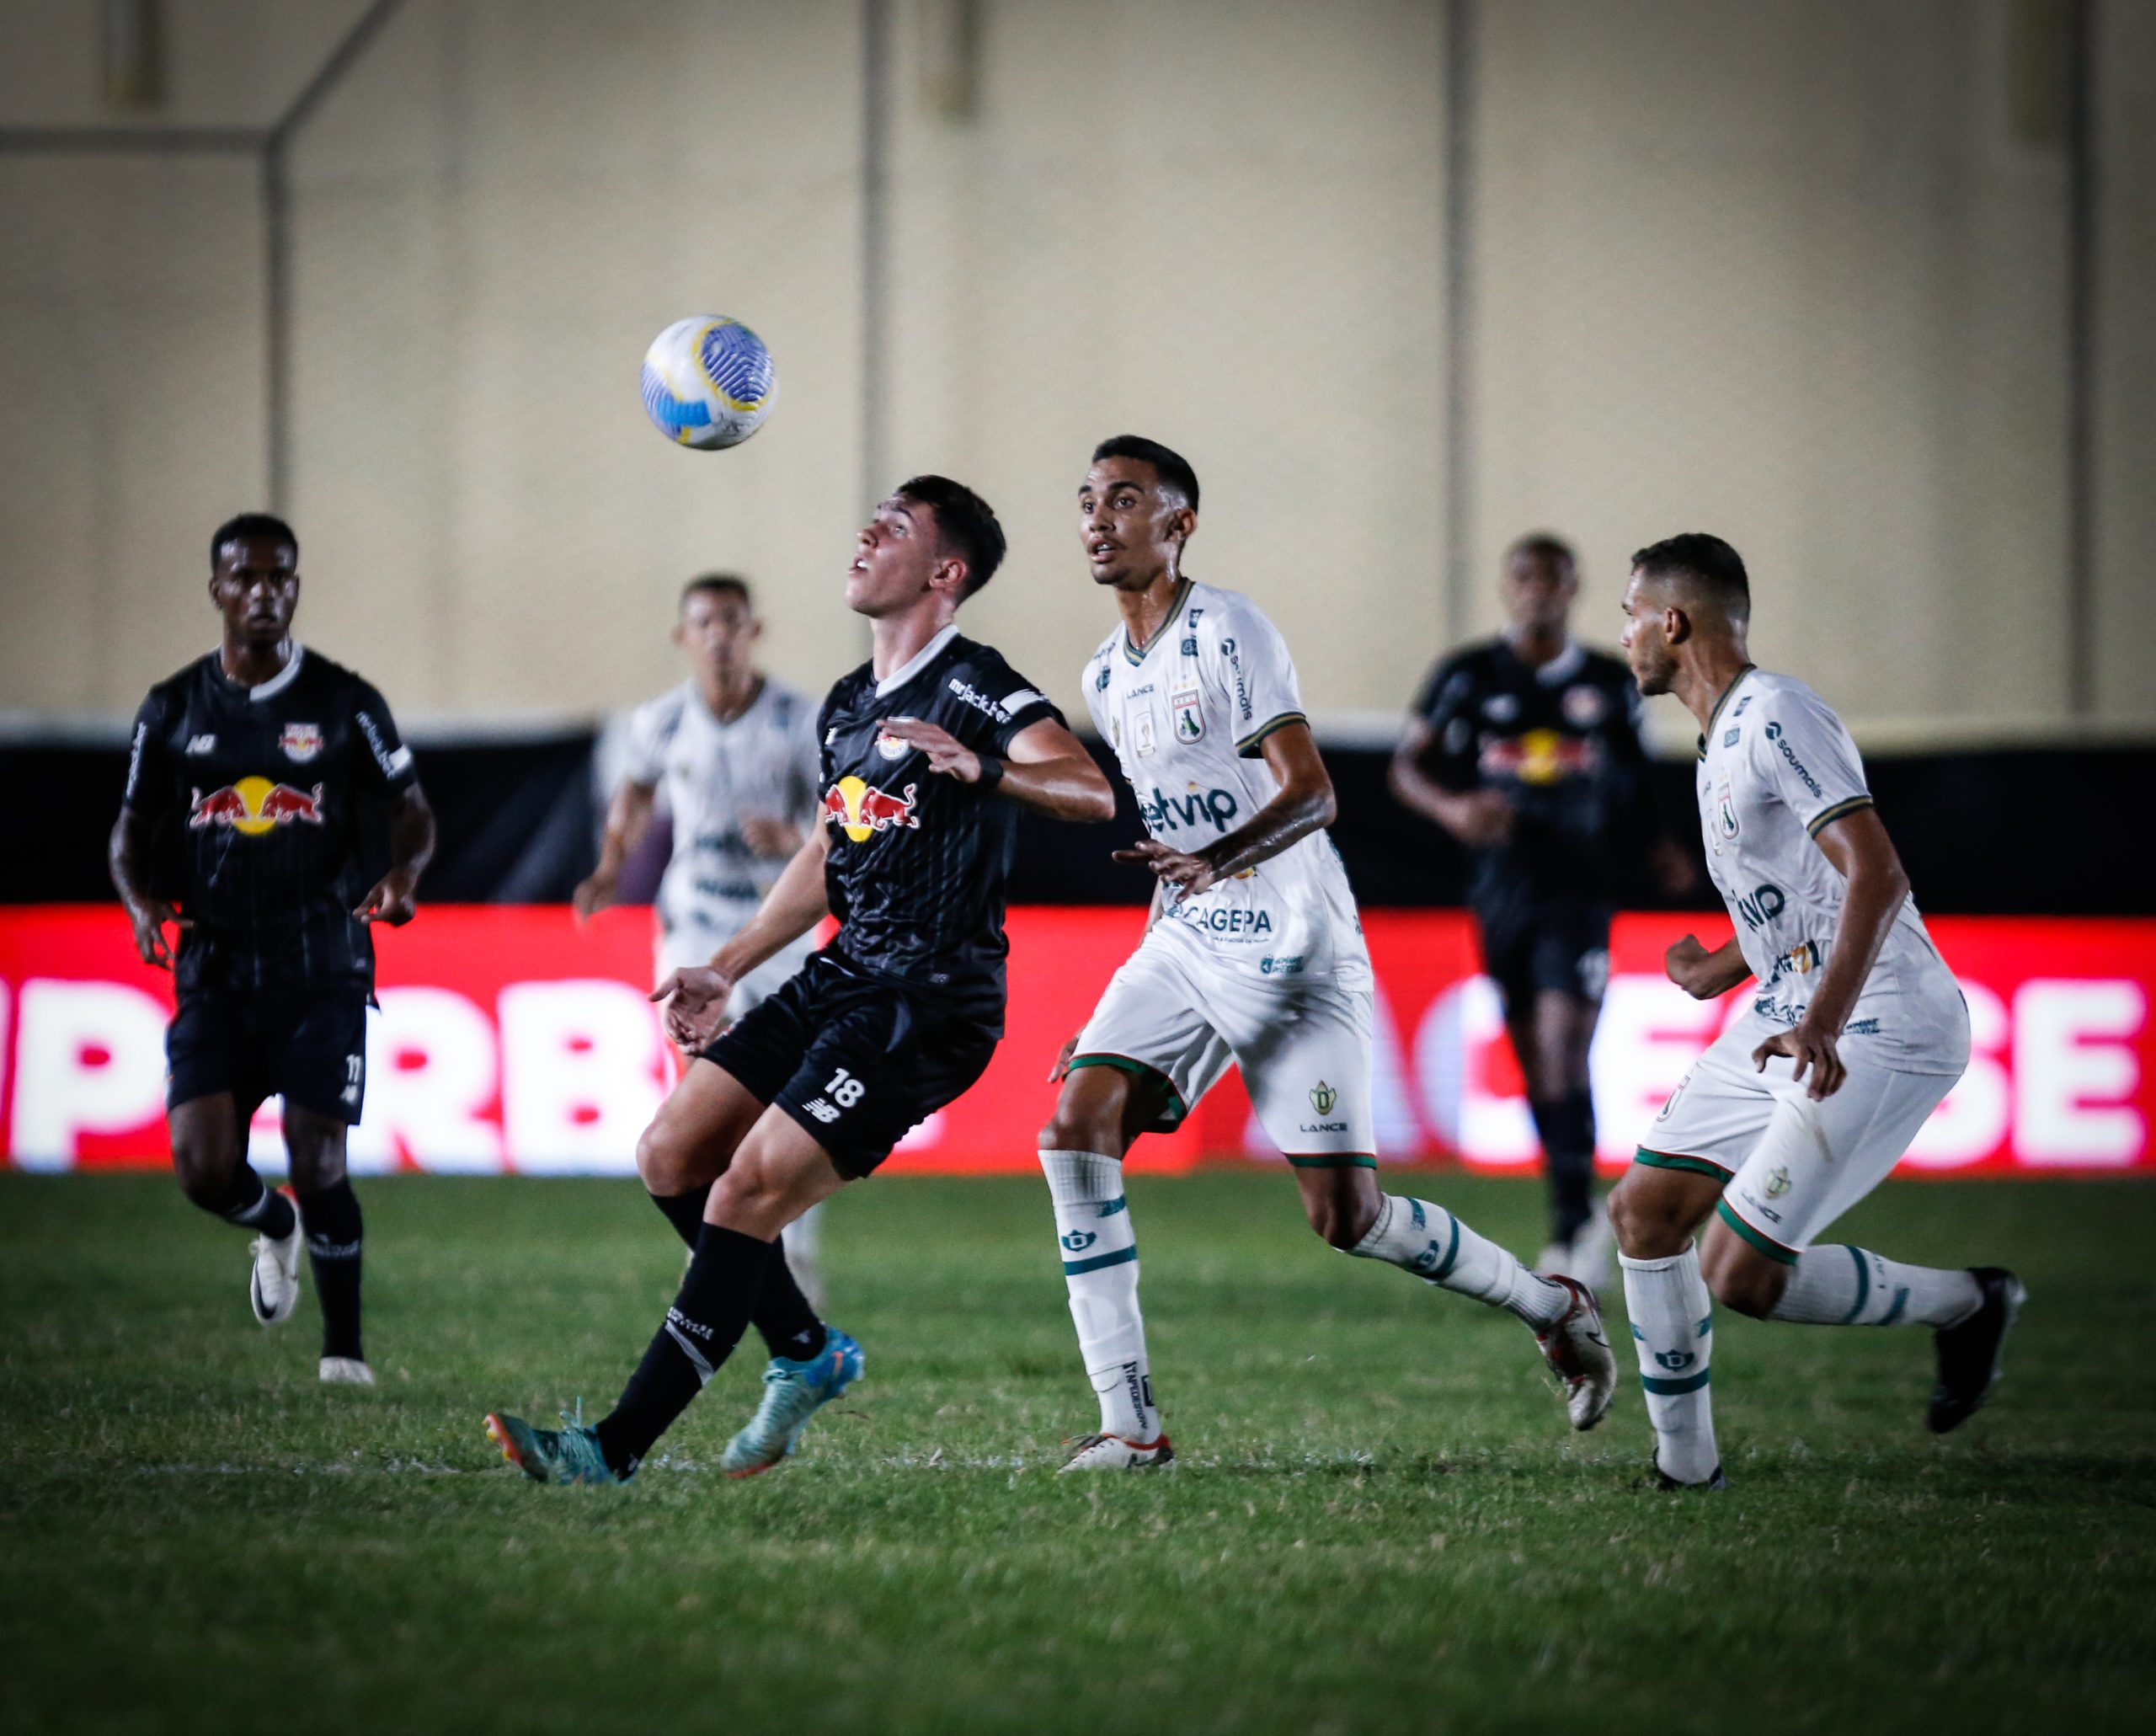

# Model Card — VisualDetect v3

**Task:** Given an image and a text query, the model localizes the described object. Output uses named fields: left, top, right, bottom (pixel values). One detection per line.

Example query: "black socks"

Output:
left=298, top=1179, right=365, bottom=1361
left=211, top=1165, right=297, bottom=1240
left=595, top=1223, right=775, bottom=1477
left=649, top=1187, right=826, bottom=1362
left=1529, top=1092, right=1598, bottom=1244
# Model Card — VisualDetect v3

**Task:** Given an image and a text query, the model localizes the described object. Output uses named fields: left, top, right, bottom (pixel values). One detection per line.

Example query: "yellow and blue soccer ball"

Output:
left=638, top=316, right=776, bottom=450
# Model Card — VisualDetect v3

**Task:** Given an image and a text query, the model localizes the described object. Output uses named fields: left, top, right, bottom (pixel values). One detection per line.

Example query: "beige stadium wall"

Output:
left=0, top=0, right=2148, bottom=739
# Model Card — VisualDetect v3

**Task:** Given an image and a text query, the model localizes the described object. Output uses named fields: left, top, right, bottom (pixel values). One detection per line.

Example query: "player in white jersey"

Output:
left=1610, top=534, right=2024, bottom=1489
left=575, top=574, right=830, bottom=1306
left=1037, top=436, right=1616, bottom=1472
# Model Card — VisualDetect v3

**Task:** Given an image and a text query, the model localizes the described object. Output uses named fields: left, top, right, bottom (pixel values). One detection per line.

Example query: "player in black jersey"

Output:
left=1391, top=534, right=1687, bottom=1285
left=486, top=476, right=1113, bottom=1485
left=109, top=513, right=435, bottom=1386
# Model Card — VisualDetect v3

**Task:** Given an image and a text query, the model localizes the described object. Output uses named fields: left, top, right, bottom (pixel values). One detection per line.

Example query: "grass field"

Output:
left=3, top=1171, right=2152, bottom=1736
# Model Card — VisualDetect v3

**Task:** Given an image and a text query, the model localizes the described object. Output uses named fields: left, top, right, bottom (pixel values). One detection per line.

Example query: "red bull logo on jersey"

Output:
left=1481, top=728, right=1596, bottom=788
left=188, top=777, right=325, bottom=836
left=823, top=776, right=919, bottom=843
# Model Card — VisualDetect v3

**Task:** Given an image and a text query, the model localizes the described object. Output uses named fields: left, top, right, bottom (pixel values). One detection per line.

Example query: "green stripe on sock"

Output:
left=1881, top=1285, right=1909, bottom=1326
left=1430, top=1213, right=1462, bottom=1281
left=1063, top=1246, right=1138, bottom=1276
left=1839, top=1245, right=1870, bottom=1325
left=1716, top=1199, right=1797, bottom=1264
left=1641, top=1368, right=1712, bottom=1395
left=1635, top=1146, right=1733, bottom=1180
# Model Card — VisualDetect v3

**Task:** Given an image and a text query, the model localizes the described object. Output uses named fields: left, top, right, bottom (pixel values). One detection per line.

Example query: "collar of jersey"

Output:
left=1120, top=577, right=1193, bottom=666
left=215, top=642, right=307, bottom=702
left=1696, top=663, right=1758, bottom=758
left=875, top=623, right=959, bottom=698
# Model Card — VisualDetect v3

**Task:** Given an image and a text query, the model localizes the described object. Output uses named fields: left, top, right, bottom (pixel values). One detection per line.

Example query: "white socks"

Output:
left=1040, top=1150, right=1160, bottom=1443
left=1348, top=1194, right=1571, bottom=1330
left=1620, top=1247, right=1721, bottom=1485
left=1769, top=1245, right=1982, bottom=1328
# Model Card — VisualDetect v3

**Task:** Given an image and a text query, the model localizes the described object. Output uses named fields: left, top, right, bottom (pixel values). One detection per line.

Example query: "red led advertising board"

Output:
left=1, top=906, right=2147, bottom=1176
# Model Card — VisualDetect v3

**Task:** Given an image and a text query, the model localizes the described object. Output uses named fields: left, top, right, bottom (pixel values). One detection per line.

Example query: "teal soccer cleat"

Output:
left=719, top=1328, right=866, bottom=1477
left=484, top=1403, right=628, bottom=1486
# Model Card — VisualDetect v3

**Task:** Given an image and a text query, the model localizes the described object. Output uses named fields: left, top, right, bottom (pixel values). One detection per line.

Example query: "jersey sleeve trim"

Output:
left=1234, top=710, right=1307, bottom=758
left=1804, top=793, right=1875, bottom=837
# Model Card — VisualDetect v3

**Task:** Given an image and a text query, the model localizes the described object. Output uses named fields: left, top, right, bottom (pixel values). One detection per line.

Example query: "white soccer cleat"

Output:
left=1534, top=1274, right=1617, bottom=1431
left=248, top=1206, right=304, bottom=1328
left=319, top=1357, right=376, bottom=1386
left=1058, top=1431, right=1175, bottom=1473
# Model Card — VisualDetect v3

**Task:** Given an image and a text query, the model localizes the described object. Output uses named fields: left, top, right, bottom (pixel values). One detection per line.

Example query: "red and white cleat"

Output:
left=1058, top=1431, right=1176, bottom=1472
left=1535, top=1274, right=1617, bottom=1431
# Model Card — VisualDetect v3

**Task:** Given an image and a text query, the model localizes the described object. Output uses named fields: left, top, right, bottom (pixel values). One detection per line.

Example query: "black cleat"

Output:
left=1929, top=1267, right=2025, bottom=1434
left=1649, top=1461, right=1728, bottom=1492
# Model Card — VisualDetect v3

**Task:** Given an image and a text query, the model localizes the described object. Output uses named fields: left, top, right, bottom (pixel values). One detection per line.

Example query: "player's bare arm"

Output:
left=1749, top=804, right=1911, bottom=1100
left=355, top=783, right=437, bottom=926
left=108, top=807, right=191, bottom=969
left=1387, top=718, right=1513, bottom=848
left=1116, top=720, right=1335, bottom=900
left=875, top=715, right=1113, bottom=824
left=655, top=822, right=831, bottom=1050
left=574, top=777, right=657, bottom=918
left=1666, top=932, right=1750, bottom=999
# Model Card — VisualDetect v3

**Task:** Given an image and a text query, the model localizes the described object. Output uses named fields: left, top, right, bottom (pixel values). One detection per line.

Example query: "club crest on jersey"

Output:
left=1170, top=688, right=1203, bottom=743
left=279, top=722, right=323, bottom=763
left=875, top=720, right=912, bottom=761
left=1309, top=1080, right=1337, bottom=1116
left=1561, top=685, right=1606, bottom=727
left=1711, top=777, right=1739, bottom=854
left=822, top=775, right=918, bottom=842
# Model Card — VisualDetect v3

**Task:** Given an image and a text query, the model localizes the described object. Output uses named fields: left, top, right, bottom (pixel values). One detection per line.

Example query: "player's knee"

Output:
left=1038, top=1106, right=1118, bottom=1159
left=636, top=1116, right=695, bottom=1194
left=1299, top=1174, right=1379, bottom=1250
left=1705, top=1258, right=1783, bottom=1319
left=1608, top=1172, right=1687, bottom=1259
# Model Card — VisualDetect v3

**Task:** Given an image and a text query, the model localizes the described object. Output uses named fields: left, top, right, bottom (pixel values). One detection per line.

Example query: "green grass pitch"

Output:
left=3, top=1171, right=2152, bottom=1735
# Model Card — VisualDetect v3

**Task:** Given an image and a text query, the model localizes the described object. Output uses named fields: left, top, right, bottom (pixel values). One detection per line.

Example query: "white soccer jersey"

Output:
left=1081, top=579, right=1365, bottom=982
left=622, top=677, right=821, bottom=958
left=1694, top=667, right=1964, bottom=1073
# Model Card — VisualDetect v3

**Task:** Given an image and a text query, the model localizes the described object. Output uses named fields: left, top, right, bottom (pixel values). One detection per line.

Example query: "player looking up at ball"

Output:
left=1035, top=436, right=1616, bottom=1472
left=1612, top=532, right=2021, bottom=1489
left=575, top=574, right=833, bottom=1308
left=109, top=513, right=435, bottom=1387
left=486, top=477, right=1115, bottom=1485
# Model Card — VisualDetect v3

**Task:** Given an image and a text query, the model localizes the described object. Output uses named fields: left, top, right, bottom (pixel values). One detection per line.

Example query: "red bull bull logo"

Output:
left=822, top=776, right=918, bottom=843
left=1481, top=729, right=1596, bottom=788
left=189, top=776, right=325, bottom=836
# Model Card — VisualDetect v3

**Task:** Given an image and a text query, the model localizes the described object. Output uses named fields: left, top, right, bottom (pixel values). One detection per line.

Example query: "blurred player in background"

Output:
left=1038, top=439, right=1615, bottom=1472
left=485, top=477, right=1114, bottom=1485
left=1612, top=532, right=2021, bottom=1489
left=573, top=574, right=829, bottom=1304
left=109, top=513, right=435, bottom=1386
left=1391, top=534, right=1690, bottom=1288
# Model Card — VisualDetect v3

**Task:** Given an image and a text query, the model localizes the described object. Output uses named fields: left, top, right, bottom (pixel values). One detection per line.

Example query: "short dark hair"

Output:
left=1630, top=531, right=1750, bottom=618
left=895, top=474, right=1006, bottom=599
left=210, top=512, right=297, bottom=571
left=1506, top=531, right=1577, bottom=571
left=681, top=572, right=752, bottom=611
left=1090, top=435, right=1199, bottom=512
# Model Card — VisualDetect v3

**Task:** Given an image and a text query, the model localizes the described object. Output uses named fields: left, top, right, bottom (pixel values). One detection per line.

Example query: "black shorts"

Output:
left=700, top=953, right=998, bottom=1178
left=1475, top=897, right=1611, bottom=1016
left=167, top=989, right=370, bottom=1124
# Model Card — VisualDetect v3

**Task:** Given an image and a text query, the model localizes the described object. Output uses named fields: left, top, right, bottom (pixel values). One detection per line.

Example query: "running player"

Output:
left=1610, top=533, right=2022, bottom=1489
left=484, top=476, right=1115, bottom=1484
left=1392, top=535, right=1689, bottom=1287
left=109, top=513, right=435, bottom=1386
left=1038, top=437, right=1616, bottom=1472
left=574, top=573, right=830, bottom=1305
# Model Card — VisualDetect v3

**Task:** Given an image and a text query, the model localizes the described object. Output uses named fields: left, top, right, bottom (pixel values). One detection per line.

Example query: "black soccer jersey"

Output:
left=121, top=645, right=419, bottom=999
left=814, top=628, right=1061, bottom=1031
left=1411, top=638, right=1652, bottom=908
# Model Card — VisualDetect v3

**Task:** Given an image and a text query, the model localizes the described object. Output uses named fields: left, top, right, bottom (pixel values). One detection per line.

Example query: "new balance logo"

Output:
left=802, top=1098, right=841, bottom=1124
left=186, top=734, right=217, bottom=755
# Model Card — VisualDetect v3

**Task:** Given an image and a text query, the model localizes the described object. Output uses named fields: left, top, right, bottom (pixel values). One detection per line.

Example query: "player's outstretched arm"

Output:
left=355, top=784, right=437, bottom=927
left=1389, top=718, right=1513, bottom=848
left=655, top=825, right=832, bottom=1051
left=574, top=777, right=657, bottom=919
left=1117, top=720, right=1336, bottom=901
left=1750, top=805, right=1911, bottom=1099
left=108, top=809, right=189, bottom=969
left=876, top=716, right=1114, bottom=824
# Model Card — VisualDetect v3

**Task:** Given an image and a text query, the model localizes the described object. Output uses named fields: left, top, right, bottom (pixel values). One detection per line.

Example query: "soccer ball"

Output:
left=638, top=316, right=776, bottom=450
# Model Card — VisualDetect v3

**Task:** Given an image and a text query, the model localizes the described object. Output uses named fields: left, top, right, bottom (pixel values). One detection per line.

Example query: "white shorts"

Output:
left=1070, top=925, right=1375, bottom=1166
left=1639, top=1009, right=1965, bottom=1262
